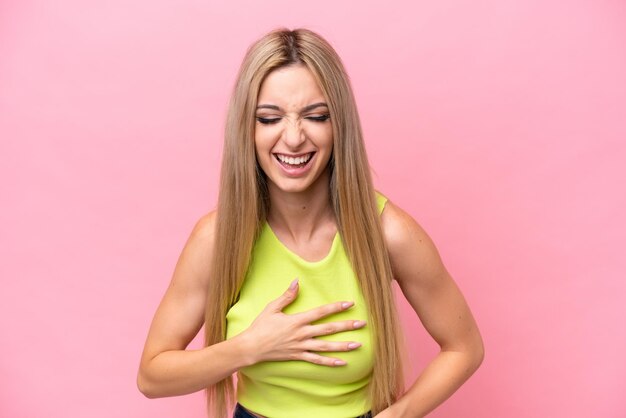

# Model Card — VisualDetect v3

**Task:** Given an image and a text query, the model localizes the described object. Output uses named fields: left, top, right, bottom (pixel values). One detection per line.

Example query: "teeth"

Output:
left=277, top=153, right=312, bottom=165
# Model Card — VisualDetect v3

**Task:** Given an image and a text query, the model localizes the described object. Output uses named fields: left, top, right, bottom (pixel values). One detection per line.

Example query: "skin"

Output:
left=136, top=64, right=484, bottom=418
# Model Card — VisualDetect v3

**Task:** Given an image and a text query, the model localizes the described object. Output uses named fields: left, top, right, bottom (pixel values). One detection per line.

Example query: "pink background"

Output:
left=1, top=1, right=625, bottom=417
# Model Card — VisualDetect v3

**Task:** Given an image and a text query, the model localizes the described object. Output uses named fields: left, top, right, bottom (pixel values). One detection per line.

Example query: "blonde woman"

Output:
left=137, top=28, right=484, bottom=418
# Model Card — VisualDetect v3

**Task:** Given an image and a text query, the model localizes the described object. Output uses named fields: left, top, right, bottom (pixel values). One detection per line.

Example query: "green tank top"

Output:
left=225, top=191, right=388, bottom=418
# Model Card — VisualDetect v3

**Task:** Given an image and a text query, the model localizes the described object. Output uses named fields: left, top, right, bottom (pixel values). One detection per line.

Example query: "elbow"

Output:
left=136, top=372, right=151, bottom=398
left=471, top=336, right=485, bottom=372
left=137, top=369, right=159, bottom=399
left=476, top=345, right=485, bottom=370
left=452, top=335, right=485, bottom=374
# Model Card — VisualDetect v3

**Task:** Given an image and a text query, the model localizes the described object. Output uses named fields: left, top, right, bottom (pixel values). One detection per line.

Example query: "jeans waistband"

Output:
left=232, top=403, right=373, bottom=418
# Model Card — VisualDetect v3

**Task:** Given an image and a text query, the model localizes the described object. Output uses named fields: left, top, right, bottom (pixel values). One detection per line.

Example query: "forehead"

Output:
left=257, top=64, right=326, bottom=109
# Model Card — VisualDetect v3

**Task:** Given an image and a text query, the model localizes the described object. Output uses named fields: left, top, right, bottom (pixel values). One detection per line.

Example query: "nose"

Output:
left=281, top=119, right=306, bottom=149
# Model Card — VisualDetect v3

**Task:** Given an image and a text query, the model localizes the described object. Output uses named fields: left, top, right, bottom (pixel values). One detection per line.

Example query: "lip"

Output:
left=273, top=152, right=315, bottom=158
left=273, top=152, right=316, bottom=177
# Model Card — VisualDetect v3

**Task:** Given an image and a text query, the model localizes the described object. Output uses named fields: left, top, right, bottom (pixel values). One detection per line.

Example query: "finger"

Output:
left=302, top=339, right=362, bottom=353
left=295, top=300, right=354, bottom=324
left=297, top=351, right=347, bottom=367
left=303, top=320, right=366, bottom=338
left=269, top=278, right=299, bottom=312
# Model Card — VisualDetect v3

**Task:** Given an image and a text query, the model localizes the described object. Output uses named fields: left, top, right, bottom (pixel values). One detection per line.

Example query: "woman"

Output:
left=137, top=28, right=484, bottom=418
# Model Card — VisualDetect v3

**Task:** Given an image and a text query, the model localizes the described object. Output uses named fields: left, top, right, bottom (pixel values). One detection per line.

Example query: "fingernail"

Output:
left=289, top=278, right=299, bottom=290
left=341, top=301, right=354, bottom=309
left=347, top=342, right=361, bottom=349
left=334, top=360, right=347, bottom=366
left=353, top=320, right=365, bottom=328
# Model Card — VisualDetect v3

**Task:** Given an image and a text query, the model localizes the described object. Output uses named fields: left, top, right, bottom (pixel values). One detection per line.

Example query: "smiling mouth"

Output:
left=274, top=152, right=315, bottom=168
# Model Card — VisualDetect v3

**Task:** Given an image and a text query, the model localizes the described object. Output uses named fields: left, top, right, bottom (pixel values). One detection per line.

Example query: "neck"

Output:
left=266, top=169, right=335, bottom=241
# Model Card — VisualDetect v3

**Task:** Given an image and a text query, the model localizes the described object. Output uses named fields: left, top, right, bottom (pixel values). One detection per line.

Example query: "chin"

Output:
left=271, top=181, right=313, bottom=194
left=265, top=162, right=331, bottom=195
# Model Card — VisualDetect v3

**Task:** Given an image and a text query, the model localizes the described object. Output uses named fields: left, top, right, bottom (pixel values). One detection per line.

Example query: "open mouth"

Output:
left=274, top=152, right=315, bottom=169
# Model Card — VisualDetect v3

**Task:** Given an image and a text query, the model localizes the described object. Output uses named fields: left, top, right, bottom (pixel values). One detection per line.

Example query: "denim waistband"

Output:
left=232, top=403, right=373, bottom=418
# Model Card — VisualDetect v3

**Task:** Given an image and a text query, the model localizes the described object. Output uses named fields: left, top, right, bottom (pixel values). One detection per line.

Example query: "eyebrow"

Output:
left=256, top=102, right=328, bottom=113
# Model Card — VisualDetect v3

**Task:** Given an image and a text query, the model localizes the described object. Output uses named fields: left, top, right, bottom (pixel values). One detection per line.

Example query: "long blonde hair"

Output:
left=205, top=28, right=404, bottom=417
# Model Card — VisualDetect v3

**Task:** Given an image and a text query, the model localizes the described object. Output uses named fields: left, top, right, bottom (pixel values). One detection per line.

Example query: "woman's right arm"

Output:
left=137, top=211, right=364, bottom=398
left=136, top=211, right=253, bottom=398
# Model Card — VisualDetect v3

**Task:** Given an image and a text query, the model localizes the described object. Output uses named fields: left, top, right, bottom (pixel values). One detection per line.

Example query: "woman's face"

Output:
left=254, top=64, right=333, bottom=195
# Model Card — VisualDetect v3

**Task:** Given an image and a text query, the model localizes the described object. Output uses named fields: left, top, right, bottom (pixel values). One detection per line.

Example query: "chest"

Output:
left=225, top=225, right=375, bottom=383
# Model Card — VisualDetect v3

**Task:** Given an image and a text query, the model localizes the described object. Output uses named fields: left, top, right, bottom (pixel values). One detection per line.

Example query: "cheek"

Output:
left=254, top=126, right=281, bottom=150
left=254, top=131, right=281, bottom=172
left=254, top=131, right=271, bottom=155
left=321, top=132, right=334, bottom=150
left=304, top=124, right=333, bottom=145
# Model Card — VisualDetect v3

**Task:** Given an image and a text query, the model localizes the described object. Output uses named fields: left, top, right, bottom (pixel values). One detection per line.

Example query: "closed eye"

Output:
left=256, top=117, right=281, bottom=125
left=306, top=114, right=330, bottom=122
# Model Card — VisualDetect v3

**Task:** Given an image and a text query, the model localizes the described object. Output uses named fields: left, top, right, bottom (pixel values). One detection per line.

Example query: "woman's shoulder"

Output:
left=378, top=196, right=419, bottom=248
left=192, top=209, right=218, bottom=239
left=378, top=196, right=445, bottom=285
left=173, top=209, right=218, bottom=289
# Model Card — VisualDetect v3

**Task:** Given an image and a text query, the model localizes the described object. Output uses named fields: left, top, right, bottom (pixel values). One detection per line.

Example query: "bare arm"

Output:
left=377, top=201, right=484, bottom=417
left=136, top=211, right=252, bottom=397
left=137, top=211, right=364, bottom=398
